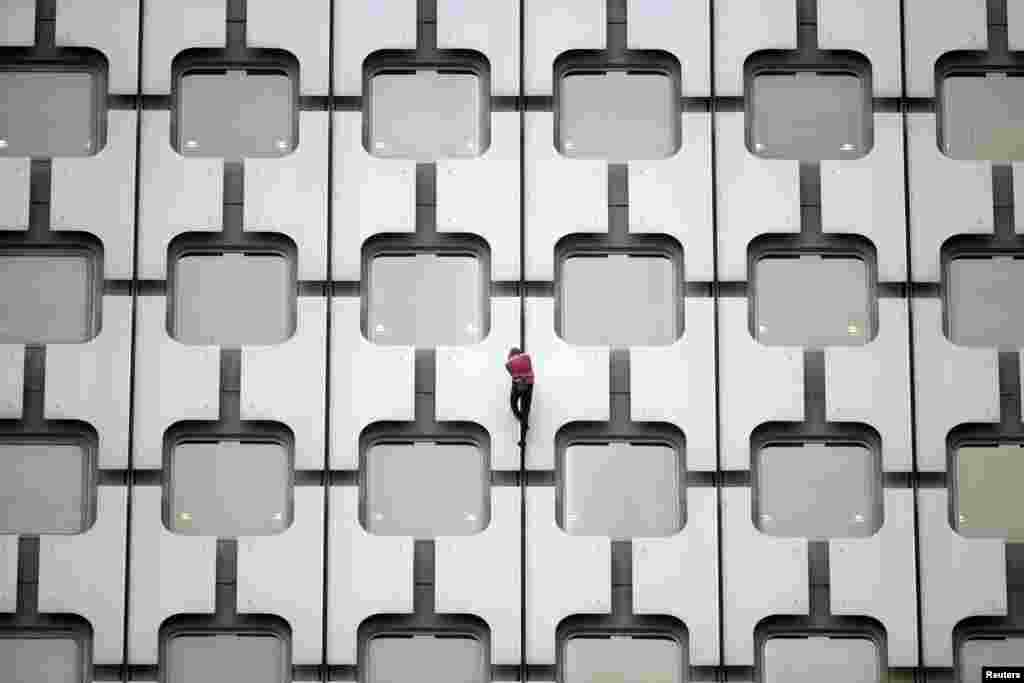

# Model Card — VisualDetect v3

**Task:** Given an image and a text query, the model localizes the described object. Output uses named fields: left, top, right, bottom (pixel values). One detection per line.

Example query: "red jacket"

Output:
left=506, top=353, right=534, bottom=384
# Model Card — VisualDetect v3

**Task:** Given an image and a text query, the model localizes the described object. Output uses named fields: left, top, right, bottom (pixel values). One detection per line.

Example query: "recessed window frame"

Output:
left=357, top=614, right=491, bottom=683
left=939, top=237, right=1024, bottom=348
left=743, top=50, right=874, bottom=161
left=954, top=622, right=1024, bottom=683
left=755, top=625, right=887, bottom=683
left=158, top=614, right=291, bottom=683
left=555, top=615, right=688, bottom=683
left=946, top=424, right=1024, bottom=540
left=0, top=616, right=94, bottom=683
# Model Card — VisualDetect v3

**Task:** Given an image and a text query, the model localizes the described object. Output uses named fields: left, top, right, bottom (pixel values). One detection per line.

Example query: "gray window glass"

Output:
left=168, top=441, right=291, bottom=537
left=763, top=636, right=879, bottom=683
left=562, top=443, right=681, bottom=539
left=960, top=635, right=1024, bottom=683
left=172, top=253, right=294, bottom=346
left=0, top=443, right=92, bottom=534
left=753, top=255, right=872, bottom=348
left=368, top=70, right=484, bottom=160
left=942, top=74, right=1024, bottom=160
left=750, top=72, right=868, bottom=160
left=177, top=70, right=294, bottom=158
left=0, top=71, right=98, bottom=157
left=0, top=637, right=82, bottom=683
left=955, top=445, right=1024, bottom=541
left=558, top=71, right=679, bottom=160
left=947, top=256, right=1024, bottom=348
left=369, top=254, right=484, bottom=347
left=564, top=636, right=682, bottom=683
left=756, top=443, right=881, bottom=540
left=364, top=442, right=488, bottom=537
left=165, top=633, right=287, bottom=683
left=561, top=254, right=677, bottom=347
left=0, top=253, right=97, bottom=344
left=368, top=635, right=486, bottom=683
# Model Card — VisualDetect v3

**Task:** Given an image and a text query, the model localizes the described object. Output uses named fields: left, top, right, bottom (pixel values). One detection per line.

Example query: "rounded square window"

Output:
left=367, top=634, right=487, bottom=683
left=755, top=443, right=882, bottom=540
left=960, top=634, right=1024, bottom=683
left=752, top=254, right=873, bottom=348
left=164, top=631, right=289, bottom=683
left=0, top=627, right=91, bottom=683
left=954, top=444, right=1024, bottom=540
left=169, top=249, right=297, bottom=346
left=762, top=636, right=880, bottom=683
left=559, top=253, right=680, bottom=347
left=368, top=253, right=486, bottom=347
left=563, top=635, right=684, bottom=683
left=363, top=441, right=489, bottom=537
left=945, top=255, right=1024, bottom=348
left=165, top=439, right=293, bottom=537
left=940, top=72, right=1024, bottom=160
left=560, top=442, right=682, bottom=539
left=0, top=245, right=102, bottom=345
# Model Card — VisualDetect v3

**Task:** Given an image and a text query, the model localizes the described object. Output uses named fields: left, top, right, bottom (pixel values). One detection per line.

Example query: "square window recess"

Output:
left=363, top=441, right=488, bottom=537
left=171, top=252, right=295, bottom=346
left=176, top=69, right=296, bottom=158
left=562, top=443, right=681, bottom=539
left=749, top=72, right=869, bottom=160
left=0, top=441, right=95, bottom=534
left=946, top=256, right=1024, bottom=348
left=755, top=443, right=881, bottom=540
left=762, top=636, right=879, bottom=683
left=563, top=635, right=683, bottom=683
left=0, top=635, right=87, bottom=683
left=367, top=69, right=486, bottom=160
left=167, top=441, right=292, bottom=536
left=753, top=254, right=872, bottom=347
left=941, top=73, right=1024, bottom=160
left=0, top=70, right=101, bottom=157
left=561, top=254, right=678, bottom=346
left=369, top=254, right=484, bottom=347
left=557, top=70, right=680, bottom=160
left=955, top=445, right=1024, bottom=540
left=367, top=635, right=487, bottom=683
left=165, top=632, right=288, bottom=683
left=0, top=250, right=100, bottom=344
left=960, top=635, right=1024, bottom=683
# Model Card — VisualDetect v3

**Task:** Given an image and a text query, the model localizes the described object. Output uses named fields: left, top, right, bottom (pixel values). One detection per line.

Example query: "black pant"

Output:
left=510, top=382, right=533, bottom=428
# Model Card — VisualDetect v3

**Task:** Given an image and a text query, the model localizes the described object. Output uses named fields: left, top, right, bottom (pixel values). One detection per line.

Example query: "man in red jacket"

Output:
left=505, top=347, right=534, bottom=434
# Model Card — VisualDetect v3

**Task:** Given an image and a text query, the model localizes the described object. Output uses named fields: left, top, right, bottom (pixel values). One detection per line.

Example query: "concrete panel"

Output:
left=332, top=112, right=415, bottom=281
left=248, top=0, right=329, bottom=95
left=327, top=487, right=413, bottom=665
left=238, top=487, right=323, bottom=665
left=38, top=487, right=127, bottom=665
left=436, top=298, right=520, bottom=471
left=437, top=113, right=521, bottom=282
left=634, top=487, right=719, bottom=666
left=821, top=114, right=907, bottom=282
left=0, top=345, right=24, bottom=419
left=826, top=299, right=912, bottom=472
left=912, top=299, right=999, bottom=472
left=523, top=298, right=609, bottom=470
left=46, top=296, right=132, bottom=469
left=629, top=113, right=714, bottom=281
left=438, top=0, right=518, bottom=97
left=525, top=0, right=603, bottom=95
left=0, top=0, right=34, bottom=45
left=142, top=0, right=225, bottom=94
left=241, top=297, right=326, bottom=472
left=718, top=298, right=804, bottom=471
left=628, top=0, right=709, bottom=96
left=56, top=0, right=140, bottom=94
left=918, top=488, right=1006, bottom=667
left=829, top=489, right=919, bottom=667
left=907, top=114, right=991, bottom=282
left=51, top=111, right=136, bottom=279
left=722, top=488, right=808, bottom=666
left=524, top=112, right=607, bottom=281
left=245, top=111, right=328, bottom=280
left=0, top=535, right=14, bottom=612
left=714, top=0, right=795, bottom=97
left=526, top=487, right=610, bottom=665
left=128, top=487, right=216, bottom=664
left=334, top=0, right=415, bottom=96
left=715, top=112, right=799, bottom=281
left=436, top=488, right=521, bottom=666
left=818, top=0, right=901, bottom=97
left=133, top=296, right=220, bottom=470
left=138, top=110, right=222, bottom=279
left=631, top=298, right=716, bottom=472
left=904, top=0, right=986, bottom=98
left=329, top=298, right=414, bottom=470
left=0, top=159, right=29, bottom=230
